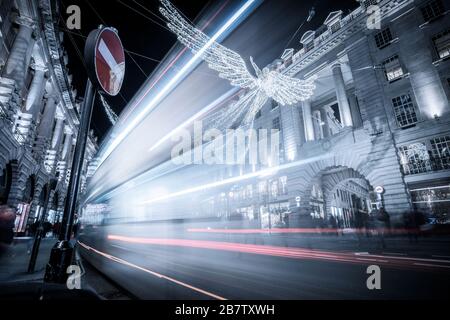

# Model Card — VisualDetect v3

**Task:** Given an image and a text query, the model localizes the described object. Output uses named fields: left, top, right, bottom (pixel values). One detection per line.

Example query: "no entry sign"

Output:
left=85, top=27, right=125, bottom=96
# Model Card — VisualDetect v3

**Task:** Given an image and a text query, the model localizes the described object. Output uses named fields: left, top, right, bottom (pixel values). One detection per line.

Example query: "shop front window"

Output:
left=280, top=176, right=288, bottom=195
left=399, top=143, right=431, bottom=174
left=410, top=185, right=450, bottom=224
left=258, top=181, right=267, bottom=197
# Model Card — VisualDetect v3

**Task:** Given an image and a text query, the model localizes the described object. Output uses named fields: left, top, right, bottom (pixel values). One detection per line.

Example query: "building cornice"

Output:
left=38, top=0, right=79, bottom=132
left=284, top=0, right=414, bottom=78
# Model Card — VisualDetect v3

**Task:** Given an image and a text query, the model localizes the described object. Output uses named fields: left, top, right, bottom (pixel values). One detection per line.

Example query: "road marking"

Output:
left=362, top=253, right=450, bottom=264
left=356, top=258, right=388, bottom=263
left=111, top=244, right=130, bottom=251
left=78, top=241, right=226, bottom=300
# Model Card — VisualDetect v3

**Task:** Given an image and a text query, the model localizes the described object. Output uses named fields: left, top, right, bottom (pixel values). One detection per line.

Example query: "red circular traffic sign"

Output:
left=85, top=27, right=125, bottom=96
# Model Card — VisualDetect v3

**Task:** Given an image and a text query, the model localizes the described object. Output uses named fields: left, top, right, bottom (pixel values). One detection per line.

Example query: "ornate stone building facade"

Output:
left=0, top=0, right=97, bottom=234
left=214, top=0, right=450, bottom=227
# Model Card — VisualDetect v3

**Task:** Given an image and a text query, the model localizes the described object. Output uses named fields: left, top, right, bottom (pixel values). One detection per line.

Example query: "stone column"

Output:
left=44, top=117, right=65, bottom=173
left=25, top=67, right=46, bottom=117
left=302, top=99, right=315, bottom=141
left=13, top=66, right=46, bottom=142
left=57, top=130, right=73, bottom=180
left=2, top=18, right=34, bottom=89
left=320, top=108, right=330, bottom=138
left=33, top=94, right=58, bottom=157
left=37, top=95, right=58, bottom=139
left=61, top=132, right=72, bottom=161
left=280, top=105, right=302, bottom=161
left=51, top=117, right=64, bottom=150
left=348, top=93, right=363, bottom=128
left=332, top=63, right=353, bottom=127
left=27, top=183, right=44, bottom=225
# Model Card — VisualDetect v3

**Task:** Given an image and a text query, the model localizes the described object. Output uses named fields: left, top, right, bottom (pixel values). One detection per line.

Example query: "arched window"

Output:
left=0, top=164, right=12, bottom=205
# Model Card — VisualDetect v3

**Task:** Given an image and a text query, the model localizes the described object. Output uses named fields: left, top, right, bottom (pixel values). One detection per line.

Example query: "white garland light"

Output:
left=99, top=94, right=119, bottom=125
left=159, top=0, right=316, bottom=127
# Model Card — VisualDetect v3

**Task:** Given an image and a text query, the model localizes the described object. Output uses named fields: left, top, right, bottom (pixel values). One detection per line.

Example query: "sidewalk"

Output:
left=0, top=237, right=57, bottom=283
left=0, top=238, right=101, bottom=300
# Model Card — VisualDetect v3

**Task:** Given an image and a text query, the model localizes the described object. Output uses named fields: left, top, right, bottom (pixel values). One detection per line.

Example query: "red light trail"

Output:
left=107, top=234, right=450, bottom=272
left=187, top=227, right=417, bottom=235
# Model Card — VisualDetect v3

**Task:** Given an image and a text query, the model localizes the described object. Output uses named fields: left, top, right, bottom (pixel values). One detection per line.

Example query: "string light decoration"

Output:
left=159, top=0, right=316, bottom=127
left=99, top=93, right=119, bottom=125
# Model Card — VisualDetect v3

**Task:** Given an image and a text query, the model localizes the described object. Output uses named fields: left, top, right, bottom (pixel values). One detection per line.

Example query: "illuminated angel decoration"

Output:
left=159, top=0, right=316, bottom=128
left=99, top=94, right=119, bottom=125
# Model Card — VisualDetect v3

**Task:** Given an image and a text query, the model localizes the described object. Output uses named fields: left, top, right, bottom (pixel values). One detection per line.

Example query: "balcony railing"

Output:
left=402, top=157, right=450, bottom=175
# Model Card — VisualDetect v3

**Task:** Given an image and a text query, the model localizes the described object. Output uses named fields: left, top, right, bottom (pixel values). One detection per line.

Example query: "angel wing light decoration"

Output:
left=159, top=0, right=316, bottom=128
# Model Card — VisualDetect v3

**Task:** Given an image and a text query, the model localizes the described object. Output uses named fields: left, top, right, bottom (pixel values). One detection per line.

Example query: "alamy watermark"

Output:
left=66, top=5, right=81, bottom=30
left=66, top=265, right=82, bottom=290
left=366, top=265, right=381, bottom=290
left=170, top=121, right=280, bottom=167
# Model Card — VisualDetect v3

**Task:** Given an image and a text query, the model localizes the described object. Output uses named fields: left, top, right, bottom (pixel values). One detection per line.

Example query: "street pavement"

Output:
left=0, top=237, right=129, bottom=299
left=78, top=223, right=450, bottom=300
left=0, top=237, right=57, bottom=283
left=2, top=231, right=450, bottom=300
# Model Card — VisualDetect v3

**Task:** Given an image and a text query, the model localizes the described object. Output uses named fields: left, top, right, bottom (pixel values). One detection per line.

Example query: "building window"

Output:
left=271, top=100, right=278, bottom=110
left=284, top=58, right=292, bottom=68
left=400, top=136, right=450, bottom=175
left=410, top=185, right=450, bottom=223
left=432, top=29, right=450, bottom=59
left=431, top=135, right=450, bottom=170
left=374, top=27, right=393, bottom=49
left=383, top=55, right=404, bottom=82
left=421, top=0, right=445, bottom=22
left=392, top=94, right=418, bottom=128
left=272, top=117, right=280, bottom=131
left=363, top=0, right=379, bottom=9
left=304, top=41, right=314, bottom=53
left=399, top=143, right=431, bottom=175
left=330, top=22, right=341, bottom=34
left=255, top=110, right=262, bottom=120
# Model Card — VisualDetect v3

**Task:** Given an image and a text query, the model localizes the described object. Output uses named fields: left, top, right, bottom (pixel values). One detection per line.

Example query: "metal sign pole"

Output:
left=28, top=179, right=57, bottom=273
left=44, top=25, right=124, bottom=283
left=44, top=80, right=96, bottom=283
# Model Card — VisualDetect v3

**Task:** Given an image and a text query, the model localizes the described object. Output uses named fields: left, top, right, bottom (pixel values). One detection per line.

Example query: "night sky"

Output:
left=59, top=0, right=357, bottom=143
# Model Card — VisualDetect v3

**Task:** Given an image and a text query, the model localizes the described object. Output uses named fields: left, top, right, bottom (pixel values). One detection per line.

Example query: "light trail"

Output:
left=107, top=234, right=450, bottom=272
left=186, top=228, right=419, bottom=235
left=77, top=241, right=227, bottom=300
left=140, top=154, right=332, bottom=205
left=148, top=88, right=240, bottom=152
left=97, top=0, right=257, bottom=168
